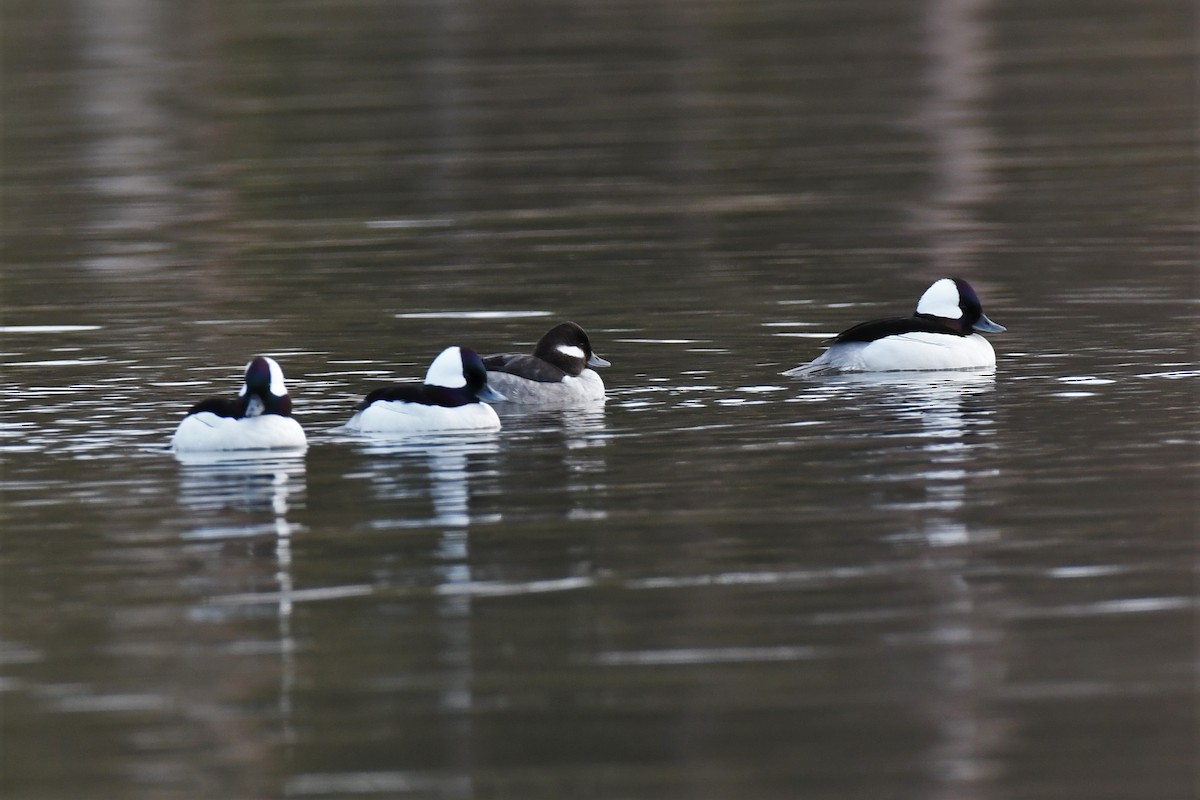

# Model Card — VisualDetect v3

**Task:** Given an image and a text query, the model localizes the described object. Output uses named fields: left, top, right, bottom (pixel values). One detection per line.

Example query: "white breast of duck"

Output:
left=172, top=356, right=307, bottom=452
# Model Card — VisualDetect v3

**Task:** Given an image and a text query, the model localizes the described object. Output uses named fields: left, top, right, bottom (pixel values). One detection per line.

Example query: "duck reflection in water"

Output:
left=800, top=370, right=996, bottom=542
left=354, top=433, right=502, bottom=721
left=175, top=450, right=306, bottom=518
left=493, top=403, right=610, bottom=521
left=355, top=433, right=502, bottom=533
left=174, top=450, right=306, bottom=748
left=804, top=369, right=1006, bottom=798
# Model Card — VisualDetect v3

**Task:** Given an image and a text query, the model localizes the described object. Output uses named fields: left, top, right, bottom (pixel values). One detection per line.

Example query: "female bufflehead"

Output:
left=482, top=321, right=610, bottom=404
left=172, top=356, right=307, bottom=451
left=783, top=278, right=1006, bottom=375
left=346, top=346, right=506, bottom=433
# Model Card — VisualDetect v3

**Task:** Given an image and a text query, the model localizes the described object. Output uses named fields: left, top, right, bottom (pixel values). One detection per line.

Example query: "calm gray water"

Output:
left=2, top=0, right=1196, bottom=798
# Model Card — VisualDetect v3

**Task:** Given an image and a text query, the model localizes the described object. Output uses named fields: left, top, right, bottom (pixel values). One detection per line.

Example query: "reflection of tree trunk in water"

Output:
left=76, top=0, right=238, bottom=345
left=913, top=0, right=998, bottom=280
left=910, top=6, right=1009, bottom=796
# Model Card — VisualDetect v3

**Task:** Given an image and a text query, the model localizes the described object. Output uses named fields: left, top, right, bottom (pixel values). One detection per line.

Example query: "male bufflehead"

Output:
left=172, top=356, right=307, bottom=451
left=482, top=321, right=610, bottom=404
left=346, top=346, right=506, bottom=433
left=783, top=278, right=1006, bottom=376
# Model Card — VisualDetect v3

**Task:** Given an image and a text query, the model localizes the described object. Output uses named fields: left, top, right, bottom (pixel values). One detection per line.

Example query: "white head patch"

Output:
left=264, top=357, right=288, bottom=395
left=915, top=278, right=963, bottom=320
left=556, top=343, right=586, bottom=360
left=425, top=346, right=468, bottom=388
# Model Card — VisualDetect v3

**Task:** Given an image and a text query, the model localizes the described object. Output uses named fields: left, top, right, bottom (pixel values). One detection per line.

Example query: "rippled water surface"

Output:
left=2, top=0, right=1196, bottom=798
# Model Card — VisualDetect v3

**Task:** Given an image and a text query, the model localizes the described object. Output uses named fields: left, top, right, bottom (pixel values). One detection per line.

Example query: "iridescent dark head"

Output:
left=425, top=346, right=506, bottom=402
left=916, top=278, right=1005, bottom=334
left=239, top=356, right=292, bottom=416
left=533, top=321, right=611, bottom=375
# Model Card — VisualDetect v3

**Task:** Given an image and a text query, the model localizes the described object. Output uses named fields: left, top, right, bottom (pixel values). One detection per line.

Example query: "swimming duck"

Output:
left=172, top=356, right=307, bottom=451
left=346, top=346, right=506, bottom=433
left=783, top=278, right=1005, bottom=375
left=482, top=321, right=610, bottom=404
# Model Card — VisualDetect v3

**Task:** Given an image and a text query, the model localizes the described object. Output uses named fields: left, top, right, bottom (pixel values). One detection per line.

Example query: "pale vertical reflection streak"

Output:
left=175, top=453, right=306, bottom=792
left=914, top=0, right=998, bottom=275
left=275, top=506, right=298, bottom=747
left=429, top=444, right=477, bottom=800
left=915, top=3, right=1005, bottom=786
left=359, top=436, right=497, bottom=800
left=75, top=0, right=177, bottom=271
left=913, top=375, right=1005, bottom=800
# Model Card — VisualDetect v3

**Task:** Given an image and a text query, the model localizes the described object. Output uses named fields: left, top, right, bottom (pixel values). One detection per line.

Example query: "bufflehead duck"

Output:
left=783, top=278, right=1006, bottom=376
left=172, top=356, right=307, bottom=451
left=482, top=321, right=610, bottom=404
left=346, top=346, right=506, bottom=433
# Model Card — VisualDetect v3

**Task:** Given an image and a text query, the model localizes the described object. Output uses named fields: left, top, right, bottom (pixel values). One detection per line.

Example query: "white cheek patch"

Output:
left=424, top=346, right=468, bottom=388
left=915, top=278, right=963, bottom=319
left=556, top=344, right=586, bottom=360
